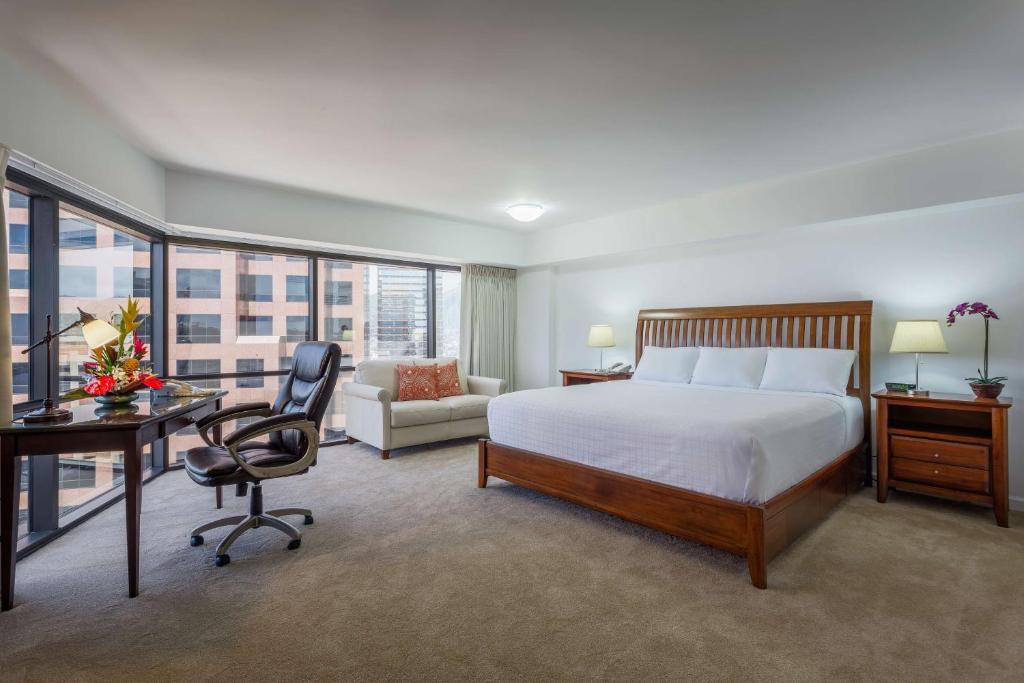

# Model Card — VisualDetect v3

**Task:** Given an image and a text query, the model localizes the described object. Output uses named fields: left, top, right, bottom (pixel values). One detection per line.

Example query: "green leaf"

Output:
left=60, top=387, right=92, bottom=401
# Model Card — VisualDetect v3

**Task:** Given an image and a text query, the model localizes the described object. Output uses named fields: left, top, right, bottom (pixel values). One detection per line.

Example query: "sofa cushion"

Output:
left=355, top=357, right=469, bottom=396
left=391, top=399, right=452, bottom=428
left=397, top=363, right=439, bottom=401
left=441, top=394, right=490, bottom=421
left=435, top=360, right=464, bottom=398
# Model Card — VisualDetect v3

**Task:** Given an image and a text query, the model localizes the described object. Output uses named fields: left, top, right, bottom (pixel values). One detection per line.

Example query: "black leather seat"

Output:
left=185, top=341, right=341, bottom=566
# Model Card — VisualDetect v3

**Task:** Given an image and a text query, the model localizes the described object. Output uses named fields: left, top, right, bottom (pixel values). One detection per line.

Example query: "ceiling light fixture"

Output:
left=506, top=203, right=545, bottom=222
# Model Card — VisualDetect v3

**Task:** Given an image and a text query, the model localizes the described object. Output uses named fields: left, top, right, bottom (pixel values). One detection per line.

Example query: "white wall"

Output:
left=0, top=47, right=165, bottom=218
left=517, top=196, right=1024, bottom=506
left=165, top=169, right=525, bottom=266
left=525, top=128, right=1024, bottom=267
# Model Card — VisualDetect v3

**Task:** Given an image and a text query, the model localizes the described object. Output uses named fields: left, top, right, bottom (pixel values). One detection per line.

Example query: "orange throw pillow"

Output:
left=435, top=360, right=464, bottom=398
left=396, top=364, right=439, bottom=401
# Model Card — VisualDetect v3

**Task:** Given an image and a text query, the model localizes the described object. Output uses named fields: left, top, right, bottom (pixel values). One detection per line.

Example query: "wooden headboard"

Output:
left=636, top=300, right=873, bottom=439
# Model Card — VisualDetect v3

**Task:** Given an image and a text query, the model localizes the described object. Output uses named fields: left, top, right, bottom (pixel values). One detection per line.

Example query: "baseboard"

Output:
left=1010, top=495, right=1024, bottom=512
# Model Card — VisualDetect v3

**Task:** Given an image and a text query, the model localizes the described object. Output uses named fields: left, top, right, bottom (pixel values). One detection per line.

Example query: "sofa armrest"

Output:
left=343, top=382, right=392, bottom=404
left=468, top=375, right=507, bottom=397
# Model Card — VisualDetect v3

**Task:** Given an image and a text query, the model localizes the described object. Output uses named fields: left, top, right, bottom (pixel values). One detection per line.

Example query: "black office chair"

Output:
left=185, top=341, right=341, bottom=566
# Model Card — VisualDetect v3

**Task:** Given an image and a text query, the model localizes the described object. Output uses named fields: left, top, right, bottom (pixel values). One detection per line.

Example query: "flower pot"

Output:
left=95, top=391, right=139, bottom=406
left=969, top=382, right=1004, bottom=400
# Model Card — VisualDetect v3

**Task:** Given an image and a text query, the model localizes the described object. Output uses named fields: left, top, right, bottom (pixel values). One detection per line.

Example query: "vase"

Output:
left=95, top=391, right=140, bottom=406
left=969, top=382, right=1004, bottom=400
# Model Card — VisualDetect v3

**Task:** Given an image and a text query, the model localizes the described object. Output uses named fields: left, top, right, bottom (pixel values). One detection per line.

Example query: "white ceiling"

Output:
left=2, top=0, right=1023, bottom=230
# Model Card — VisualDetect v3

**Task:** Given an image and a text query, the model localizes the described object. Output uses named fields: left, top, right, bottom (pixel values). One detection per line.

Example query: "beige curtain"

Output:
left=0, top=144, right=12, bottom=422
left=460, top=264, right=516, bottom=390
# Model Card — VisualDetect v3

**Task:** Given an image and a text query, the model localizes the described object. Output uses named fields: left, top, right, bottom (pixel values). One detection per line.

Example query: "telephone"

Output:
left=606, top=362, right=632, bottom=373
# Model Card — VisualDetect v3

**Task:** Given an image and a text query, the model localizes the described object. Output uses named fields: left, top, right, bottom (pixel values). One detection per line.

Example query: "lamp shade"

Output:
left=587, top=324, right=614, bottom=348
left=82, top=318, right=119, bottom=349
left=889, top=320, right=948, bottom=354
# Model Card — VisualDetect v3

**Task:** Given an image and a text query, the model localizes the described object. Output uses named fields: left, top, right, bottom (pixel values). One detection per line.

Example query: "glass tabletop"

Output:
left=0, top=391, right=227, bottom=433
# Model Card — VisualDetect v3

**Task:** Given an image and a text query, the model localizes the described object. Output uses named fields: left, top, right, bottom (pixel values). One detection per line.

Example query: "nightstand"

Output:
left=560, top=369, right=633, bottom=386
left=872, top=390, right=1013, bottom=527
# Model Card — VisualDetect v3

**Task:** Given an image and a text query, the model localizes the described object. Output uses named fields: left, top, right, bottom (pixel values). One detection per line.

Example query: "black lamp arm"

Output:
left=21, top=319, right=83, bottom=354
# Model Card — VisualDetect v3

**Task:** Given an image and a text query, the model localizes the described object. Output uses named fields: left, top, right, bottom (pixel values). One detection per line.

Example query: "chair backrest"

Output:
left=270, top=341, right=342, bottom=455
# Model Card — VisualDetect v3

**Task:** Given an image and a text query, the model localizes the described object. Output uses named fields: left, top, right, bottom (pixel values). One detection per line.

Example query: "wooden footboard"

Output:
left=478, top=438, right=864, bottom=588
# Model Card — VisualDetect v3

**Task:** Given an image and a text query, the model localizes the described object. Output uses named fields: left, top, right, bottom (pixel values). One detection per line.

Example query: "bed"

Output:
left=478, top=300, right=873, bottom=588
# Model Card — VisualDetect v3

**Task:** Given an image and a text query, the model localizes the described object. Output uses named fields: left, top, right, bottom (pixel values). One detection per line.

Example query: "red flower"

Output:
left=133, top=335, right=147, bottom=358
left=139, top=374, right=163, bottom=389
left=84, top=375, right=116, bottom=396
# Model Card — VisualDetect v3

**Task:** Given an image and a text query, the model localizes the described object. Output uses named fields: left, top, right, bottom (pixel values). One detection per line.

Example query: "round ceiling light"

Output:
left=506, top=203, right=545, bottom=222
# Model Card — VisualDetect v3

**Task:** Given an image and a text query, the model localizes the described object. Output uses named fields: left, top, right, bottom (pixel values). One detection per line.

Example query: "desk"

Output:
left=1, top=391, right=226, bottom=610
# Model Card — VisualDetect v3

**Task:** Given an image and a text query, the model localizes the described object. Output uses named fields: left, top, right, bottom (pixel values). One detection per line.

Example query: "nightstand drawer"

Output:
left=891, top=457, right=989, bottom=494
left=890, top=435, right=988, bottom=470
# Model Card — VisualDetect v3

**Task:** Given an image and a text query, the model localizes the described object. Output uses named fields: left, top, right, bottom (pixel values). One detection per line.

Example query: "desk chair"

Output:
left=184, top=341, right=341, bottom=566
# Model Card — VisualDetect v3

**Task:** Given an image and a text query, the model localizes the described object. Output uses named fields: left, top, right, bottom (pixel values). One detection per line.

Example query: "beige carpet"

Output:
left=0, top=440, right=1021, bottom=682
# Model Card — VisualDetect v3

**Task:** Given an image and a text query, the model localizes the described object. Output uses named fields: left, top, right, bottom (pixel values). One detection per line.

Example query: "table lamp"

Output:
left=889, top=320, right=948, bottom=396
left=588, top=324, right=615, bottom=370
left=21, top=309, right=119, bottom=423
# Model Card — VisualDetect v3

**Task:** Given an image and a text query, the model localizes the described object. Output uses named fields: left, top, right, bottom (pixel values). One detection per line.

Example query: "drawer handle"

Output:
left=933, top=453, right=939, bottom=458
left=933, top=469, right=939, bottom=474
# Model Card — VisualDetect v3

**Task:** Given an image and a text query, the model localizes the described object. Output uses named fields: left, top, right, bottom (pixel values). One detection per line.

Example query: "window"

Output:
left=236, top=359, right=265, bottom=388
left=279, top=355, right=293, bottom=371
left=11, top=313, right=29, bottom=345
left=176, top=245, right=219, bottom=254
left=286, top=255, right=308, bottom=263
left=286, top=275, right=309, bottom=302
left=58, top=216, right=97, bottom=249
left=435, top=269, right=462, bottom=358
left=58, top=206, right=152, bottom=397
left=176, top=359, right=221, bottom=376
left=238, top=273, right=273, bottom=302
left=8, top=224, right=29, bottom=254
left=176, top=314, right=221, bottom=343
left=9, top=268, right=28, bottom=290
left=5, top=188, right=31, bottom=406
left=176, top=268, right=220, bottom=298
left=113, top=232, right=150, bottom=252
left=59, top=265, right=97, bottom=297
left=238, top=315, right=273, bottom=337
left=362, top=264, right=428, bottom=359
left=240, top=251, right=273, bottom=262
left=286, top=316, right=310, bottom=342
left=12, top=360, right=30, bottom=405
left=113, top=267, right=151, bottom=298
left=324, top=280, right=352, bottom=305
left=325, top=317, right=353, bottom=341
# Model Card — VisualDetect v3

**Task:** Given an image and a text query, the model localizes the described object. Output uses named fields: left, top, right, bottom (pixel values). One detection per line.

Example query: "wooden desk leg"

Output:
left=124, top=435, right=144, bottom=598
left=1, top=439, right=22, bottom=611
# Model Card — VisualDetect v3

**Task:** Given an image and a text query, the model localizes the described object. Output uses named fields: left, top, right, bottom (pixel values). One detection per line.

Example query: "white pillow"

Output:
left=632, top=346, right=700, bottom=383
left=759, top=348, right=857, bottom=396
left=690, top=347, right=769, bottom=389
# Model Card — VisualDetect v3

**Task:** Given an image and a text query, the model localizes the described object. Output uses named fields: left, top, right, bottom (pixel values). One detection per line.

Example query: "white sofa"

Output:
left=342, top=357, right=507, bottom=459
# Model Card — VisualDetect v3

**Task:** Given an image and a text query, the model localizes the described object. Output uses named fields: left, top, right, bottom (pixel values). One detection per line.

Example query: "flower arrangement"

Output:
left=62, top=297, right=162, bottom=400
left=947, top=301, right=1006, bottom=397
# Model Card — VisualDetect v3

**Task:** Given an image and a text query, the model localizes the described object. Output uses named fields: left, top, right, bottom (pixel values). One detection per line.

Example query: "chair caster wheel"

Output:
left=287, top=539, right=301, bottom=550
left=215, top=554, right=230, bottom=567
left=190, top=535, right=204, bottom=547
left=303, top=515, right=314, bottom=526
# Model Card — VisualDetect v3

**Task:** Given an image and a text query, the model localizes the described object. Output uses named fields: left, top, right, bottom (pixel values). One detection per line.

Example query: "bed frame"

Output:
left=478, top=300, right=873, bottom=588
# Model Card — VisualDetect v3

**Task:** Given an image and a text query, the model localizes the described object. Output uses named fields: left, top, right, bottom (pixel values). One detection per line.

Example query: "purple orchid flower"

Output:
left=947, top=300, right=1004, bottom=384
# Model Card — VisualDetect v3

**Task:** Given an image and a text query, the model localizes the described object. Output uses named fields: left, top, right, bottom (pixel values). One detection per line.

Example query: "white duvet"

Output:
left=487, top=380, right=863, bottom=504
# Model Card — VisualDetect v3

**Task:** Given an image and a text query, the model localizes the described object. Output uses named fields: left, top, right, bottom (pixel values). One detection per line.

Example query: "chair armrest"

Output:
left=468, top=376, right=507, bottom=397
left=342, top=383, right=392, bottom=403
left=196, top=402, right=273, bottom=447
left=223, top=414, right=320, bottom=479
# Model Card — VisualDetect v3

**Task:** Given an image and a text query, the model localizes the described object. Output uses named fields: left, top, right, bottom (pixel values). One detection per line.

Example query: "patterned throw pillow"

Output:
left=435, top=360, right=464, bottom=398
left=396, top=364, right=439, bottom=401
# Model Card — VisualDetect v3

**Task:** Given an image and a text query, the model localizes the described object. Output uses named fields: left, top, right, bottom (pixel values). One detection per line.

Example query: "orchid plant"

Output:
left=62, top=297, right=163, bottom=399
left=947, top=301, right=1006, bottom=386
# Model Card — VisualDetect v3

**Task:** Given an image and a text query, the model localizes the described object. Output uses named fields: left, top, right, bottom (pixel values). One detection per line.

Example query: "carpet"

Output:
left=0, top=440, right=1021, bottom=682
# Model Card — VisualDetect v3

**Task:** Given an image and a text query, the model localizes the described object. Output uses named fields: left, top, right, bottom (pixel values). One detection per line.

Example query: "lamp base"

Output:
left=906, top=389, right=930, bottom=397
left=23, top=406, right=73, bottom=423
